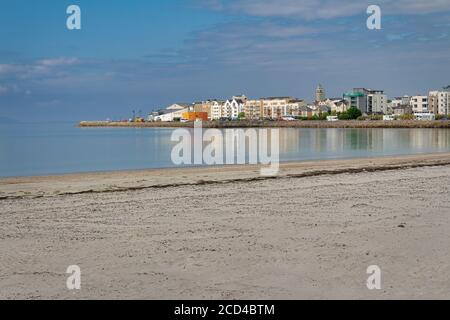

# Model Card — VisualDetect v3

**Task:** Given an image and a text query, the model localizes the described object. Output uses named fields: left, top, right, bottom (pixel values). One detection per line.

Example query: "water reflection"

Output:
left=277, top=128, right=450, bottom=161
left=2, top=123, right=450, bottom=177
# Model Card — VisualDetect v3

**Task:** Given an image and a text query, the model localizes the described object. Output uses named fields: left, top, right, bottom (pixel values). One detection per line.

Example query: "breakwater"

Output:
left=78, top=120, right=450, bottom=129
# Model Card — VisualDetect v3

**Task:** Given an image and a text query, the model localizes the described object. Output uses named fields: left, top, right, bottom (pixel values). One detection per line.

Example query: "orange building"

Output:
left=182, top=112, right=208, bottom=122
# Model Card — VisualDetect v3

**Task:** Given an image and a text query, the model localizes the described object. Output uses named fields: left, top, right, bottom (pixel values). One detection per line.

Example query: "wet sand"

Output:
left=1, top=153, right=450, bottom=299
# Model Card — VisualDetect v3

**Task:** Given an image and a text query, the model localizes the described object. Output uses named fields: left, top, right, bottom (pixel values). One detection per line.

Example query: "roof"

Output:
left=343, top=92, right=365, bottom=98
left=318, top=105, right=331, bottom=111
left=167, top=103, right=191, bottom=110
left=260, top=96, right=293, bottom=100
left=298, top=105, right=312, bottom=111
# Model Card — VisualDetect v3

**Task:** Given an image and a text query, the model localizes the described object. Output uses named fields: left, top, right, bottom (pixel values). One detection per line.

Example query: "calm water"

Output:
left=1, top=122, right=450, bottom=177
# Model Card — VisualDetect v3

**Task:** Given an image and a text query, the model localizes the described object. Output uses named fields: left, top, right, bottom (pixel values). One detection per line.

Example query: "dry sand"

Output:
left=1, top=153, right=450, bottom=299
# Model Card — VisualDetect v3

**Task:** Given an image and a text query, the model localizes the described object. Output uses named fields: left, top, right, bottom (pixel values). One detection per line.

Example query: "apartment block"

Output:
left=343, top=88, right=387, bottom=114
left=410, top=96, right=429, bottom=113
left=244, top=99, right=263, bottom=120
left=429, top=90, right=449, bottom=115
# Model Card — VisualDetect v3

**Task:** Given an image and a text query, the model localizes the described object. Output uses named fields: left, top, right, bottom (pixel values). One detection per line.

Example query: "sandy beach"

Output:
left=1, top=153, right=450, bottom=299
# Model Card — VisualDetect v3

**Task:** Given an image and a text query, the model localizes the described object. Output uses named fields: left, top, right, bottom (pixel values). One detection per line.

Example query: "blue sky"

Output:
left=0, top=0, right=449, bottom=122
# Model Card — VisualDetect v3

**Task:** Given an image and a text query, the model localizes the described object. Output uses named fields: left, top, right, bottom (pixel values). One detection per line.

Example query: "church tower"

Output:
left=315, top=84, right=326, bottom=103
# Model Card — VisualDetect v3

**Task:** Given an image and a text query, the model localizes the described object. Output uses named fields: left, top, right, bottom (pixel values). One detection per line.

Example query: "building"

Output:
left=232, top=95, right=248, bottom=104
left=267, top=97, right=309, bottom=119
left=243, top=97, right=307, bottom=119
left=343, top=88, right=388, bottom=114
left=308, top=102, right=330, bottom=115
left=182, top=112, right=208, bottom=122
left=410, top=96, right=428, bottom=113
left=194, top=100, right=226, bottom=119
left=167, top=103, right=192, bottom=111
left=334, top=100, right=350, bottom=113
left=154, top=103, right=191, bottom=122
left=392, top=105, right=413, bottom=116
left=320, top=98, right=349, bottom=113
left=244, top=99, right=263, bottom=120
left=261, top=97, right=294, bottom=119
left=367, top=91, right=387, bottom=114
left=389, top=96, right=410, bottom=113
left=193, top=101, right=211, bottom=119
left=147, top=111, right=160, bottom=122
left=223, top=98, right=245, bottom=119
left=428, top=92, right=439, bottom=114
left=315, top=84, right=326, bottom=103
left=343, top=88, right=369, bottom=113
left=210, top=101, right=225, bottom=120
left=287, top=99, right=307, bottom=117
left=428, top=90, right=449, bottom=115
left=297, top=105, right=313, bottom=118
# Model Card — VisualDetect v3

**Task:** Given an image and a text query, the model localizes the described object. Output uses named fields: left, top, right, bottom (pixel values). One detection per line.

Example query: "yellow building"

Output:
left=182, top=112, right=208, bottom=122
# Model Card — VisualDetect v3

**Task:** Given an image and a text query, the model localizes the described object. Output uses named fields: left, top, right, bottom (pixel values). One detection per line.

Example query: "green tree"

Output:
left=238, top=112, right=246, bottom=119
left=346, top=107, right=362, bottom=120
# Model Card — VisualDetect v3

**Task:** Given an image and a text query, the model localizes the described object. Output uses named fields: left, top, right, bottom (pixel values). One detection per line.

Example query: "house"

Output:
left=319, top=98, right=349, bottom=113
left=392, top=105, right=413, bottom=116
left=298, top=105, right=313, bottom=118
left=312, top=105, right=331, bottom=116
left=210, top=101, right=225, bottom=120
left=223, top=98, right=245, bottom=119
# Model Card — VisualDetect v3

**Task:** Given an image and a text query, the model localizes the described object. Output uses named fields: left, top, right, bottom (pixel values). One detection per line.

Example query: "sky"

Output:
left=0, top=0, right=449, bottom=122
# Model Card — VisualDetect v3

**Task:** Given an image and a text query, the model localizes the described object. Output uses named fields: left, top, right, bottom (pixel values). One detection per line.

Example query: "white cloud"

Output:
left=206, top=0, right=450, bottom=19
left=37, top=57, right=79, bottom=67
left=0, top=57, right=80, bottom=80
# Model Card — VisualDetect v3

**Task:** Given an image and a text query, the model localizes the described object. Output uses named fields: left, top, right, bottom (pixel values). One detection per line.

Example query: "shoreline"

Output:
left=78, top=120, right=450, bottom=129
left=2, top=152, right=450, bottom=200
left=2, top=153, right=450, bottom=299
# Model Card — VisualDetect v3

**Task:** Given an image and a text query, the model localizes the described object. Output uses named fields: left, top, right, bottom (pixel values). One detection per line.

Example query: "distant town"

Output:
left=105, top=85, right=450, bottom=123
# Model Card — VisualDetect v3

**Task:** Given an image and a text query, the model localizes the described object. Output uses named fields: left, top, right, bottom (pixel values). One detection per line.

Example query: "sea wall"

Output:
left=78, top=120, right=450, bottom=129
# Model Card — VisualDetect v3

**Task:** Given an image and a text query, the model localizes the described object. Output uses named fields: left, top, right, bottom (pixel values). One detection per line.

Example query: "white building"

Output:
left=261, top=97, right=294, bottom=119
left=222, top=98, right=245, bottom=119
left=410, top=96, right=428, bottom=113
left=367, top=91, right=388, bottom=114
left=429, top=90, right=449, bottom=115
left=154, top=103, right=191, bottom=122
left=391, top=96, right=411, bottom=107
left=320, top=98, right=349, bottom=113
left=210, top=101, right=225, bottom=120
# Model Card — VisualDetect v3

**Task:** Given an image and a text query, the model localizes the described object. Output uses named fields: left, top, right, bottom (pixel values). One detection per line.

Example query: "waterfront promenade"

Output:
left=79, top=120, right=450, bottom=129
